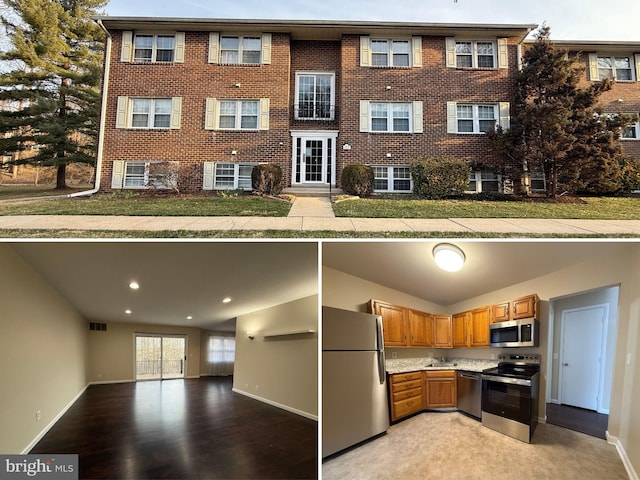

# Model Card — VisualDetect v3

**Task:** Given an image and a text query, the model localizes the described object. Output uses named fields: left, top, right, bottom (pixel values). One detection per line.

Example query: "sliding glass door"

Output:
left=135, top=334, right=186, bottom=381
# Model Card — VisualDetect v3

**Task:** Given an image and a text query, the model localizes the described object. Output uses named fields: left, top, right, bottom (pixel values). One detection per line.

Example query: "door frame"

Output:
left=290, top=130, right=339, bottom=186
left=557, top=304, right=608, bottom=413
left=133, top=333, right=188, bottom=381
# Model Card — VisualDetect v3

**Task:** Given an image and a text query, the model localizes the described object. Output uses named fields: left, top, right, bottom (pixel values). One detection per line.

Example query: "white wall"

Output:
left=233, top=295, right=318, bottom=419
left=0, top=244, right=88, bottom=454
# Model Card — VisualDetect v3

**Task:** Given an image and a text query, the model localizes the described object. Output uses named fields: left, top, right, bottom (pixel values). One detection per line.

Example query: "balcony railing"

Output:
left=136, top=359, right=184, bottom=377
left=293, top=104, right=337, bottom=122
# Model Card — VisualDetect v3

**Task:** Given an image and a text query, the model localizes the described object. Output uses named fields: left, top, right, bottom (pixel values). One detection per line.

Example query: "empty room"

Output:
left=0, top=242, right=318, bottom=479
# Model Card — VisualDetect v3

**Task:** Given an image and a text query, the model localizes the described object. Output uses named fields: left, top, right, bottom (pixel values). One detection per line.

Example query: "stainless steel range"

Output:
left=481, top=354, right=540, bottom=443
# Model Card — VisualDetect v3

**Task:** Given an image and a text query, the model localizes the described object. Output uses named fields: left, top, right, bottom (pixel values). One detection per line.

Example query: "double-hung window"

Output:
left=220, top=36, right=261, bottom=64
left=455, top=41, right=495, bottom=68
left=597, top=55, right=633, bottom=81
left=371, top=103, right=411, bottom=133
left=219, top=100, right=259, bottom=130
left=468, top=169, right=500, bottom=193
left=213, top=162, right=256, bottom=190
left=623, top=119, right=640, bottom=140
left=372, top=166, right=412, bottom=192
left=371, top=40, right=410, bottom=67
left=455, top=104, right=498, bottom=134
left=121, top=161, right=178, bottom=190
left=134, top=34, right=176, bottom=62
left=295, top=73, right=335, bottom=120
left=131, top=98, right=172, bottom=129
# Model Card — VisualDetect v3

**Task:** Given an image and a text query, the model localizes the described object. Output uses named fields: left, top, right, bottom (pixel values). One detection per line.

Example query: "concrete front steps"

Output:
left=283, top=186, right=343, bottom=197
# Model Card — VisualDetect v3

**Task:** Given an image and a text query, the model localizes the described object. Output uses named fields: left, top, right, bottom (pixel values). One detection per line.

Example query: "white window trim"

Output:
left=372, top=165, right=413, bottom=193
left=447, top=101, right=509, bottom=134
left=622, top=119, right=640, bottom=141
left=466, top=169, right=502, bottom=194
left=455, top=40, right=497, bottom=69
left=218, top=100, right=260, bottom=131
left=205, top=98, right=269, bottom=131
left=116, top=96, right=182, bottom=130
left=210, top=33, right=271, bottom=65
left=130, top=98, right=172, bottom=130
left=212, top=162, right=258, bottom=190
left=360, top=36, right=422, bottom=68
left=446, top=38, right=507, bottom=69
left=294, top=72, right=336, bottom=121
left=121, top=31, right=185, bottom=63
left=590, top=53, right=637, bottom=82
left=117, top=160, right=178, bottom=190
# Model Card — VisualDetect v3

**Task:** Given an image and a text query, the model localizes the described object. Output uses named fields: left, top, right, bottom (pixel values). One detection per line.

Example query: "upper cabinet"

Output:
left=491, top=294, right=539, bottom=323
left=408, top=309, right=434, bottom=348
left=490, top=301, right=510, bottom=323
left=371, top=300, right=407, bottom=347
left=452, top=307, right=490, bottom=348
left=432, top=315, right=452, bottom=348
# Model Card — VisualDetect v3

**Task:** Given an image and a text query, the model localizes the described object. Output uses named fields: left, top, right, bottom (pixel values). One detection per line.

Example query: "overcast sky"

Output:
left=103, top=0, right=639, bottom=41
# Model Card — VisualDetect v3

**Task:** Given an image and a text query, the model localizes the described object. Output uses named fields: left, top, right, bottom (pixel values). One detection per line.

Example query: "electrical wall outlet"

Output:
left=36, top=410, right=41, bottom=422
left=391, top=352, right=397, bottom=359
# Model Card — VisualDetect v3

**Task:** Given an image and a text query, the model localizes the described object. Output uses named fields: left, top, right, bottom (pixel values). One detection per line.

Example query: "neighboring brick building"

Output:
left=94, top=18, right=640, bottom=195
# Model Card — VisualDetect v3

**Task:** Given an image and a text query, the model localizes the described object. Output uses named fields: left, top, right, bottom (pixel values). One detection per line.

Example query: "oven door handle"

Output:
left=482, top=374, right=531, bottom=387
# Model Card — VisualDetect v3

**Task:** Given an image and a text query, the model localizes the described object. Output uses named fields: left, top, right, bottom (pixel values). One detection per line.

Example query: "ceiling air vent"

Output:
left=89, top=322, right=107, bottom=331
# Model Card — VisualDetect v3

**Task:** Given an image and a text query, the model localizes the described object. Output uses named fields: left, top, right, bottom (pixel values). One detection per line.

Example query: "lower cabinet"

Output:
left=424, top=370, right=457, bottom=408
left=389, top=370, right=456, bottom=422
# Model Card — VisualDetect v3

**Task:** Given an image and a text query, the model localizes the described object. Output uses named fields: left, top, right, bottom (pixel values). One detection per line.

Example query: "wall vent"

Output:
left=89, top=322, right=107, bottom=331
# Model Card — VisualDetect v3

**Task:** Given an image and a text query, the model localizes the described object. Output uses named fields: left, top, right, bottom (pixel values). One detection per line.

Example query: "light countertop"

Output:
left=386, top=357, right=498, bottom=375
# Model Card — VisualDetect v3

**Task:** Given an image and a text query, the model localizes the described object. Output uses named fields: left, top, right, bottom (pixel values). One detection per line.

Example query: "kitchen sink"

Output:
left=426, top=362, right=458, bottom=368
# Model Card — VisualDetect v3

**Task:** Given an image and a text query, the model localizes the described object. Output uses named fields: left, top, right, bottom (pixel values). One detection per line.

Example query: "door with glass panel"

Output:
left=135, top=334, right=186, bottom=381
left=292, top=135, right=335, bottom=185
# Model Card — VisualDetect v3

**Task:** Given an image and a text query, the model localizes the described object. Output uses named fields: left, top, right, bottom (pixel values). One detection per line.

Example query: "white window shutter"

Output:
left=445, top=37, right=456, bottom=68
left=261, top=33, right=272, bottom=64
left=412, top=101, right=423, bottom=133
left=359, top=100, right=370, bottom=132
left=174, top=32, right=185, bottom=63
left=588, top=53, right=599, bottom=81
left=208, top=32, right=220, bottom=64
left=203, top=162, right=215, bottom=190
left=497, top=38, right=508, bottom=69
left=635, top=54, right=640, bottom=82
left=204, top=98, right=217, bottom=130
left=116, top=96, right=129, bottom=129
left=111, top=160, right=125, bottom=189
left=259, top=98, right=270, bottom=130
left=446, top=101, right=457, bottom=133
left=121, top=31, right=133, bottom=62
left=412, top=37, right=422, bottom=68
left=360, top=36, right=371, bottom=67
left=171, top=97, right=182, bottom=129
left=498, top=102, right=510, bottom=130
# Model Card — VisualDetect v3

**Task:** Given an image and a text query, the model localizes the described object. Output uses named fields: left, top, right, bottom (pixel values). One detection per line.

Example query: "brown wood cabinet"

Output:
left=452, top=312, right=470, bottom=348
left=469, top=307, right=490, bottom=347
left=512, top=294, right=539, bottom=320
left=432, top=315, right=452, bottom=348
left=371, top=300, right=408, bottom=347
left=424, top=370, right=457, bottom=408
left=490, top=301, right=511, bottom=323
left=389, top=372, right=424, bottom=421
left=408, top=309, right=434, bottom=347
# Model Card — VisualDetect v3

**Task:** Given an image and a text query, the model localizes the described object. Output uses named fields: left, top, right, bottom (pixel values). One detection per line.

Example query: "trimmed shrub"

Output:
left=252, top=164, right=283, bottom=196
left=618, top=156, right=640, bottom=194
left=341, top=164, right=374, bottom=197
left=411, top=156, right=471, bottom=199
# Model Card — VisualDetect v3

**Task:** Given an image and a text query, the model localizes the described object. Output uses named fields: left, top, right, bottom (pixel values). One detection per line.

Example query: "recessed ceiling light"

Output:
left=433, top=243, right=466, bottom=272
left=222, top=297, right=232, bottom=304
left=129, top=281, right=140, bottom=290
left=125, top=309, right=132, bottom=314
left=187, top=316, right=193, bottom=320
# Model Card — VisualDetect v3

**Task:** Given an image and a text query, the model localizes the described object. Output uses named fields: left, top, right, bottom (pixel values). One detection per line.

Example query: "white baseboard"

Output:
left=21, top=383, right=90, bottom=454
left=232, top=388, right=318, bottom=421
left=606, top=431, right=639, bottom=480
left=89, top=379, right=135, bottom=385
left=538, top=416, right=547, bottom=424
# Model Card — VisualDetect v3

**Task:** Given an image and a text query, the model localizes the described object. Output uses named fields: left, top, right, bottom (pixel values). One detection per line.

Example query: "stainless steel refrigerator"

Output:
left=322, top=306, right=390, bottom=458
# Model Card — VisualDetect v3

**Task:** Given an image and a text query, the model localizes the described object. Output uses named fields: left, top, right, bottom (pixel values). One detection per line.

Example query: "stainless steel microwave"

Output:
left=490, top=318, right=539, bottom=348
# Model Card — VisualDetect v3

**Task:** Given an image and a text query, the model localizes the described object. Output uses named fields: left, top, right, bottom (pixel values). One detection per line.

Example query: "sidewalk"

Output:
left=0, top=196, right=639, bottom=235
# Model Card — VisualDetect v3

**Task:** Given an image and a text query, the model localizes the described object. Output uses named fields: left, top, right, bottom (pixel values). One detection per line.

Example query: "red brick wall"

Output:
left=100, top=31, right=292, bottom=192
left=336, top=35, right=520, bottom=183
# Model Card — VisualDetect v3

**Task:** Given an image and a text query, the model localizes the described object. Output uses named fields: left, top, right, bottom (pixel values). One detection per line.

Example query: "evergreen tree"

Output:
left=0, top=0, right=105, bottom=189
left=488, top=25, right=635, bottom=197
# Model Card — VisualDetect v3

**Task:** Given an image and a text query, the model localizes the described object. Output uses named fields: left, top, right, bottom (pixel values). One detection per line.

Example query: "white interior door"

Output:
left=560, top=306, right=605, bottom=410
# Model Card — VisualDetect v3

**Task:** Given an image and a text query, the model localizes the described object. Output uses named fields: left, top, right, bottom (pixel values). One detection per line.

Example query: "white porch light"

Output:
left=433, top=243, right=466, bottom=272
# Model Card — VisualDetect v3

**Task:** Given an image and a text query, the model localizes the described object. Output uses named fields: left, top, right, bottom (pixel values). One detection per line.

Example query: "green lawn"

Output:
left=333, top=196, right=640, bottom=220
left=0, top=193, right=291, bottom=217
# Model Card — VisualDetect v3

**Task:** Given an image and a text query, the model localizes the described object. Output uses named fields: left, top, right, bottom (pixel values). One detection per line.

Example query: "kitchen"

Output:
left=321, top=241, right=639, bottom=480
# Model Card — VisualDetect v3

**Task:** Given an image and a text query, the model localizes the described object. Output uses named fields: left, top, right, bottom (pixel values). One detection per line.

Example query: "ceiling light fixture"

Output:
left=125, top=309, right=132, bottom=315
left=433, top=243, right=466, bottom=272
left=186, top=316, right=193, bottom=320
left=129, top=281, right=140, bottom=290
left=222, top=297, right=232, bottom=304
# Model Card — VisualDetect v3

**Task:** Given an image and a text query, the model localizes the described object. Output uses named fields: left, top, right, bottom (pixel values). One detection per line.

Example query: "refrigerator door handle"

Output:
left=375, top=315, right=384, bottom=350
left=377, top=350, right=386, bottom=385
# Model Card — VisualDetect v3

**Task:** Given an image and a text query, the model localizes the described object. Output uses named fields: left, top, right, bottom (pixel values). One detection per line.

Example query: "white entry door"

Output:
left=560, top=306, right=606, bottom=410
left=291, top=131, right=338, bottom=186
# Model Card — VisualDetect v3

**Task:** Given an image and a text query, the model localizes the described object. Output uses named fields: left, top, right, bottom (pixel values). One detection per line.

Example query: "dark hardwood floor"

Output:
left=30, top=377, right=317, bottom=479
left=546, top=403, right=608, bottom=440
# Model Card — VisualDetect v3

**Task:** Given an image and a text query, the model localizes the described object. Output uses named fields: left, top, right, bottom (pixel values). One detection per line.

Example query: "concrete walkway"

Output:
left=0, top=196, right=639, bottom=235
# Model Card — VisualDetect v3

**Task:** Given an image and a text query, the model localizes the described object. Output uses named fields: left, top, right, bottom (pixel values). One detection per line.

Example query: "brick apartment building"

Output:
left=94, top=17, right=640, bottom=195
